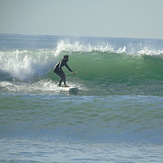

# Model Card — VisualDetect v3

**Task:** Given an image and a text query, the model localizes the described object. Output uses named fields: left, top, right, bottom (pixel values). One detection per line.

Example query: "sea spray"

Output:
left=0, top=49, right=57, bottom=81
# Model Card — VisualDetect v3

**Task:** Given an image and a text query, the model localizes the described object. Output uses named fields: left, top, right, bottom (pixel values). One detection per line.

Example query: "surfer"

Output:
left=54, top=55, right=75, bottom=87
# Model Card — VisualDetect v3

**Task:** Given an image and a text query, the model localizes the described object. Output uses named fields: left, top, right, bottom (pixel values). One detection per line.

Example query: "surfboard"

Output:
left=58, top=85, right=76, bottom=88
left=57, top=86, right=79, bottom=94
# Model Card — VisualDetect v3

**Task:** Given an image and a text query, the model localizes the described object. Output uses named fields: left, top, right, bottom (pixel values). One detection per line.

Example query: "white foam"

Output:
left=0, top=80, right=83, bottom=94
left=54, top=40, right=163, bottom=56
left=0, top=49, right=56, bottom=81
left=138, top=47, right=163, bottom=56
left=55, top=40, right=114, bottom=54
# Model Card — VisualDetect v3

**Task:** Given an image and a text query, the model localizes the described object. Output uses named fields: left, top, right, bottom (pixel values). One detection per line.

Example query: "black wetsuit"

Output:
left=54, top=59, right=73, bottom=86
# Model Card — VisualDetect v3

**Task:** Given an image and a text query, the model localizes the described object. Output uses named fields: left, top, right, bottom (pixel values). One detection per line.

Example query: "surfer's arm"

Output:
left=66, top=64, right=75, bottom=75
left=65, top=63, right=73, bottom=72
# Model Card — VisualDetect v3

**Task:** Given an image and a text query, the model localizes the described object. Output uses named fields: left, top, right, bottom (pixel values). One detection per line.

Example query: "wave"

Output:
left=0, top=41, right=163, bottom=96
left=0, top=42, right=162, bottom=81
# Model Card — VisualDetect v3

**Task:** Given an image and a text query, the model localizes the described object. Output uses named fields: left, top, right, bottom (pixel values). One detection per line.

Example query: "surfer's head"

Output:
left=63, top=55, right=69, bottom=62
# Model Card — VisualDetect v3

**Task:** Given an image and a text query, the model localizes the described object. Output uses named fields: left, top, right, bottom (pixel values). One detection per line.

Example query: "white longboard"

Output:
left=57, top=86, right=79, bottom=94
left=58, top=85, right=77, bottom=89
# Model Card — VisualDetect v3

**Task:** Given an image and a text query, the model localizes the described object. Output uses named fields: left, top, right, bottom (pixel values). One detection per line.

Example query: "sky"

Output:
left=0, top=0, right=163, bottom=39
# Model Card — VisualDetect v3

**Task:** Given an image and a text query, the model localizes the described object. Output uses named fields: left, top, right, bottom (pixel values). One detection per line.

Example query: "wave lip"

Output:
left=54, top=40, right=163, bottom=56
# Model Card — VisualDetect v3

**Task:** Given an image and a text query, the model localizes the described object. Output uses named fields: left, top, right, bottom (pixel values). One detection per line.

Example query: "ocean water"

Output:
left=0, top=34, right=163, bottom=162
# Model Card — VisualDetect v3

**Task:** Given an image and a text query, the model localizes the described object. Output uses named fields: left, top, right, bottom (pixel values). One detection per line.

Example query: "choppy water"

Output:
left=0, top=34, right=163, bottom=162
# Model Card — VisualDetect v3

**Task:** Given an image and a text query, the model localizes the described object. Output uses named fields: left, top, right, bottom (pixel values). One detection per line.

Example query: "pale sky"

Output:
left=0, top=0, right=163, bottom=39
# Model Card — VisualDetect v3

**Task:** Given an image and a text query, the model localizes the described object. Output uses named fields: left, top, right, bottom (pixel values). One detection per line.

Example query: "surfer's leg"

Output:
left=62, top=76, right=67, bottom=86
left=55, top=72, right=66, bottom=86
left=58, top=75, right=65, bottom=86
left=59, top=75, right=68, bottom=86
left=59, top=78, right=63, bottom=86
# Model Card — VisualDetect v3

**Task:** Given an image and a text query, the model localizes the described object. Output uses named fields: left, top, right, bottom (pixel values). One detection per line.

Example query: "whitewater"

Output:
left=0, top=34, right=163, bottom=162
